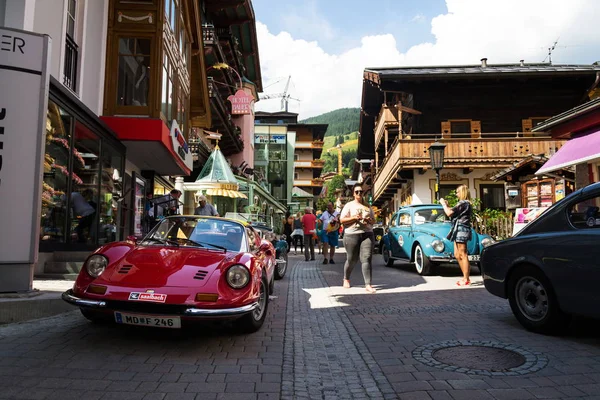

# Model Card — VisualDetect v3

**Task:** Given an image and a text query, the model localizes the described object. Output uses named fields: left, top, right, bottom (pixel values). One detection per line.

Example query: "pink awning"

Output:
left=536, top=129, right=600, bottom=175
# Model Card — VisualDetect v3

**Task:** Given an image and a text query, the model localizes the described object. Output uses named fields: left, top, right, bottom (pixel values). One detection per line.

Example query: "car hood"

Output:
left=99, top=246, right=236, bottom=288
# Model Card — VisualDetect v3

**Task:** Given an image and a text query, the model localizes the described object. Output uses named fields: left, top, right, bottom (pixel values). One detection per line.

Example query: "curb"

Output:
left=0, top=293, right=77, bottom=325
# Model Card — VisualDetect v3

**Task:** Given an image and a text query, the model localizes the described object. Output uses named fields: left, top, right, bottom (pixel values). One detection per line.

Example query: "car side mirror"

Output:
left=127, top=235, right=138, bottom=244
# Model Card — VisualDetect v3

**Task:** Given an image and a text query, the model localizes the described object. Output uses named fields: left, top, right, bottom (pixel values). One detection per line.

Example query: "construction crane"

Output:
left=258, top=75, right=300, bottom=112
left=327, top=144, right=343, bottom=174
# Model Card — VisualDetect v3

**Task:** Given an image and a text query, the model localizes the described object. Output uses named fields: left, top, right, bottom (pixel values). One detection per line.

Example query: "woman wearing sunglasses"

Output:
left=339, top=183, right=377, bottom=293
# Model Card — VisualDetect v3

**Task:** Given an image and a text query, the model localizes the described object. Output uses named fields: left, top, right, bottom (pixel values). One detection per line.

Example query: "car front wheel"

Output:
left=413, top=244, right=433, bottom=276
left=382, top=243, right=394, bottom=267
left=508, top=265, right=570, bottom=334
left=237, top=276, right=269, bottom=333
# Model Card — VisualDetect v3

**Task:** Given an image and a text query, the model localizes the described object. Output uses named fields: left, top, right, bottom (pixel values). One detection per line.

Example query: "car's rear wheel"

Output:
left=382, top=243, right=394, bottom=267
left=413, top=244, right=433, bottom=276
left=275, top=253, right=287, bottom=280
left=237, top=276, right=269, bottom=333
left=508, top=265, right=570, bottom=335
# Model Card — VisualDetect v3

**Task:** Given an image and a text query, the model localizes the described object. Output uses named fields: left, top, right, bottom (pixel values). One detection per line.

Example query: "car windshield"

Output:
left=142, top=217, right=246, bottom=252
left=414, top=208, right=450, bottom=224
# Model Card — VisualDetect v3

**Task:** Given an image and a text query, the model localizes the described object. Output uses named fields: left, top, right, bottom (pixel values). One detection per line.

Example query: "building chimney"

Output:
left=481, top=58, right=488, bottom=68
left=520, top=59, right=525, bottom=66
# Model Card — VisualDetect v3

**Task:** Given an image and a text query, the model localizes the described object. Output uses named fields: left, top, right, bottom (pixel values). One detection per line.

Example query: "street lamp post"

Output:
left=428, top=141, right=446, bottom=201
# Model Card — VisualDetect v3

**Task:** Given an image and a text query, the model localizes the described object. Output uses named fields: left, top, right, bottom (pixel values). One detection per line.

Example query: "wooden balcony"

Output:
left=294, top=159, right=325, bottom=169
left=373, top=134, right=565, bottom=201
left=293, top=178, right=324, bottom=187
left=374, top=105, right=399, bottom=150
left=295, top=140, right=324, bottom=150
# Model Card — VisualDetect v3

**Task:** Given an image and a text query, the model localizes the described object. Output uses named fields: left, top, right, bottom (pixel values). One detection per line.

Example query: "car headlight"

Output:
left=432, top=240, right=444, bottom=253
left=226, top=265, right=250, bottom=289
left=481, top=237, right=495, bottom=248
left=86, top=255, right=108, bottom=278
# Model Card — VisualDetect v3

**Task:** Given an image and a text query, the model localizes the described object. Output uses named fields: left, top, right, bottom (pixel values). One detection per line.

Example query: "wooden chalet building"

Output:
left=357, top=59, right=600, bottom=219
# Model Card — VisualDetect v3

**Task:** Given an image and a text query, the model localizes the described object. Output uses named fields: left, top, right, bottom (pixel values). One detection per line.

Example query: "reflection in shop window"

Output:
left=41, top=101, right=72, bottom=243
left=71, top=121, right=100, bottom=244
left=100, top=144, right=123, bottom=244
left=117, top=38, right=151, bottom=107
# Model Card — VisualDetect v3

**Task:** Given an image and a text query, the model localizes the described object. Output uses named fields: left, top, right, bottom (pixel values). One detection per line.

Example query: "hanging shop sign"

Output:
left=0, top=28, right=51, bottom=290
left=227, top=90, right=253, bottom=115
left=170, top=120, right=193, bottom=171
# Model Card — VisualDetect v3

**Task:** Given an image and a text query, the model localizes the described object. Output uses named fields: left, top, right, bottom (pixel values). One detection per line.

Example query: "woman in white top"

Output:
left=339, top=183, right=376, bottom=293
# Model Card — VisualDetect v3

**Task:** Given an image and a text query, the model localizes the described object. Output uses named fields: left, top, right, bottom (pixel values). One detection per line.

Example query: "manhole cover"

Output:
left=433, top=346, right=525, bottom=371
left=412, top=340, right=548, bottom=376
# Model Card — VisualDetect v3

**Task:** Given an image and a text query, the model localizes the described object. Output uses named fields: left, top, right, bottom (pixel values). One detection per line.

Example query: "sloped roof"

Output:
left=365, top=63, right=600, bottom=81
left=292, top=186, right=314, bottom=198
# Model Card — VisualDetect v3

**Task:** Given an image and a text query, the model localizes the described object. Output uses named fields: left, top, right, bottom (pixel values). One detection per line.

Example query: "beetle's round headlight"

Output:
left=226, top=265, right=250, bottom=289
left=86, top=255, right=108, bottom=278
left=432, top=240, right=444, bottom=253
left=481, top=237, right=495, bottom=248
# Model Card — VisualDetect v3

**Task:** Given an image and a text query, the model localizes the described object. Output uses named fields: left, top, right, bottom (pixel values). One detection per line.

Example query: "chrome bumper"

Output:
left=429, top=255, right=480, bottom=263
left=62, top=289, right=258, bottom=317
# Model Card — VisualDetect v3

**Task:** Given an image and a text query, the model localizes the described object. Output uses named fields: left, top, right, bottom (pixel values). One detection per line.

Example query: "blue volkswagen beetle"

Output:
left=382, top=204, right=495, bottom=275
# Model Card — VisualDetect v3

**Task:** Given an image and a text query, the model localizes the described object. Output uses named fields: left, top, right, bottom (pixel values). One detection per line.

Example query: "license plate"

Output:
left=468, top=255, right=480, bottom=262
left=114, top=312, right=181, bottom=329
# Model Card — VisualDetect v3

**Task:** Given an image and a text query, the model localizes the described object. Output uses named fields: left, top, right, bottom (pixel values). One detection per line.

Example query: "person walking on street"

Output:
left=340, top=184, right=376, bottom=293
left=440, top=184, right=473, bottom=287
left=301, top=207, right=317, bottom=261
left=283, top=211, right=294, bottom=253
left=291, top=212, right=304, bottom=255
left=194, top=195, right=219, bottom=216
left=320, top=201, right=340, bottom=264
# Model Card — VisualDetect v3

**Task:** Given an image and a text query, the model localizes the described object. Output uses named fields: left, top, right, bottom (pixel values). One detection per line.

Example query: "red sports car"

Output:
left=62, top=216, right=282, bottom=332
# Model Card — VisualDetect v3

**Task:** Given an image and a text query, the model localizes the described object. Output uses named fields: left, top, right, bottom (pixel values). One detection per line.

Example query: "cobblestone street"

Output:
left=2, top=252, right=600, bottom=399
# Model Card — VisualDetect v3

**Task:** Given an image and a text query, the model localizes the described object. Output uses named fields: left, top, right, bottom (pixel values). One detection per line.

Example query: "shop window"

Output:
left=71, top=121, right=100, bottom=244
left=117, top=38, right=151, bottom=107
left=568, top=195, right=600, bottom=229
left=480, top=184, right=505, bottom=210
left=41, top=102, right=73, bottom=244
left=99, top=144, right=123, bottom=244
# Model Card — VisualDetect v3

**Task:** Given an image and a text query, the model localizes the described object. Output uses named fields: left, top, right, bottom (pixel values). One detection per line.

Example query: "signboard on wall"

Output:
left=512, top=207, right=548, bottom=236
left=170, top=120, right=193, bottom=171
left=0, top=28, right=51, bottom=289
left=254, top=134, right=286, bottom=144
left=227, top=90, right=253, bottom=114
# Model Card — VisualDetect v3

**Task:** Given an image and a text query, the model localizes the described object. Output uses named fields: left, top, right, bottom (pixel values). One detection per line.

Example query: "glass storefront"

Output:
left=253, top=127, right=289, bottom=203
left=40, top=95, right=125, bottom=251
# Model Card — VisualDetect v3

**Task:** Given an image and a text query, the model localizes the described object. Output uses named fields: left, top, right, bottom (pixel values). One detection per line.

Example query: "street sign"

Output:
left=0, top=28, right=51, bottom=291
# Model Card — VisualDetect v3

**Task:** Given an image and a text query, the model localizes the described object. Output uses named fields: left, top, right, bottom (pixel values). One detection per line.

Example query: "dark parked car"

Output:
left=481, top=182, right=600, bottom=334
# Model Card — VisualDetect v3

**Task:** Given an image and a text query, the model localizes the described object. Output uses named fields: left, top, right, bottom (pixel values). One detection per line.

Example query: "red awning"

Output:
left=537, top=129, right=600, bottom=175
left=101, top=117, right=192, bottom=176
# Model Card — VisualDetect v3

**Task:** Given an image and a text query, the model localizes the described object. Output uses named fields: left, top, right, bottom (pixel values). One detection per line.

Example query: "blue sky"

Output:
left=252, top=0, right=600, bottom=118
left=253, top=0, right=446, bottom=55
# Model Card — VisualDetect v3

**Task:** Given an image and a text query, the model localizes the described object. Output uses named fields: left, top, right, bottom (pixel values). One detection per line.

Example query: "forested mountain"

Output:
left=300, top=108, right=360, bottom=137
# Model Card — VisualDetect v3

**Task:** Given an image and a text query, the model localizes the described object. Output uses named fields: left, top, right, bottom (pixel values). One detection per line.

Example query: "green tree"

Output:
left=339, top=135, right=345, bottom=144
left=300, top=108, right=360, bottom=137
left=316, top=175, right=347, bottom=211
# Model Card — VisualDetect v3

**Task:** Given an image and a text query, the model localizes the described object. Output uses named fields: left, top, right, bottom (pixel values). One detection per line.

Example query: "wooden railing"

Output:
left=311, top=178, right=325, bottom=186
left=373, top=135, right=564, bottom=201
left=311, top=159, right=325, bottom=168
left=374, top=105, right=399, bottom=150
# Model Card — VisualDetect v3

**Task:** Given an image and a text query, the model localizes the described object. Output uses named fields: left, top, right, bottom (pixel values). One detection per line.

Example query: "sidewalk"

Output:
left=0, top=280, right=75, bottom=325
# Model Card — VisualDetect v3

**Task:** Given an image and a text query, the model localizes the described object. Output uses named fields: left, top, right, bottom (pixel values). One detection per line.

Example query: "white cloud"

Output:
left=256, top=0, right=600, bottom=119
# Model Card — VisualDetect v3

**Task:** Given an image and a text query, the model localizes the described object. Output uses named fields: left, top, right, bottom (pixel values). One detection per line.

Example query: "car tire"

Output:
left=237, top=276, right=269, bottom=333
left=382, top=243, right=394, bottom=267
left=274, top=253, right=287, bottom=280
left=268, top=272, right=275, bottom=295
left=507, top=265, right=571, bottom=335
left=413, top=244, right=433, bottom=276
